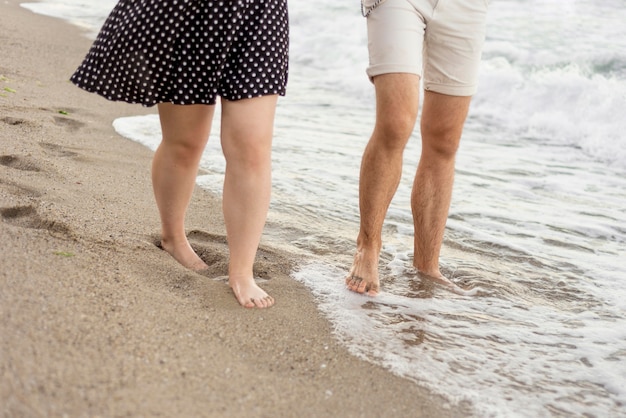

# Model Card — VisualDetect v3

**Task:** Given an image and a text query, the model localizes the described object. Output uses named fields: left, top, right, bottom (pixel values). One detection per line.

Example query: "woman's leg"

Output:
left=220, top=95, right=277, bottom=309
left=153, top=103, right=215, bottom=271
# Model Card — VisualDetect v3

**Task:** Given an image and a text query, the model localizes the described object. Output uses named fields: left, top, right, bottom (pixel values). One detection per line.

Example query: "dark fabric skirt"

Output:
left=70, top=0, right=289, bottom=107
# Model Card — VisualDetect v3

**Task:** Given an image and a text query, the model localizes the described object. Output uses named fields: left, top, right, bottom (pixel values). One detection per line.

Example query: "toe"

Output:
left=367, top=284, right=380, bottom=296
left=251, top=294, right=274, bottom=309
left=356, top=279, right=368, bottom=294
left=256, top=297, right=268, bottom=309
left=347, top=277, right=360, bottom=292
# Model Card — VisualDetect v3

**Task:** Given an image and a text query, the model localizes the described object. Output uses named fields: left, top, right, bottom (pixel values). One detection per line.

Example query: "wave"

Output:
left=473, top=58, right=626, bottom=169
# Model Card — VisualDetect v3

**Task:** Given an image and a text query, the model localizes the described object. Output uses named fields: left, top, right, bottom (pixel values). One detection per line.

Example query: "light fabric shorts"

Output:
left=364, top=0, right=489, bottom=96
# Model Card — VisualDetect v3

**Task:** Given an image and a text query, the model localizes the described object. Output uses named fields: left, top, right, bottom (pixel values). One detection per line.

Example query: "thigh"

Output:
left=220, top=95, right=278, bottom=158
left=366, top=0, right=427, bottom=81
left=157, top=103, right=215, bottom=147
left=373, top=73, right=421, bottom=138
left=423, top=0, right=489, bottom=96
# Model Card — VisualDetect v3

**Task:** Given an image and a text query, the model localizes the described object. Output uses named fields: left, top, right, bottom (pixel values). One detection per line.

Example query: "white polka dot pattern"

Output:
left=71, top=0, right=289, bottom=107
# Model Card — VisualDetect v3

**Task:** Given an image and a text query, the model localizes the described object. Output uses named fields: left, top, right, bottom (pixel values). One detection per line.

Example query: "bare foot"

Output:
left=345, top=247, right=380, bottom=296
left=416, top=269, right=465, bottom=294
left=160, top=237, right=208, bottom=272
left=229, top=275, right=275, bottom=309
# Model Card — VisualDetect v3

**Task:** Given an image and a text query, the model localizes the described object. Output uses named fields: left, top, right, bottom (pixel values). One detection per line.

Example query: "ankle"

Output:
left=356, top=235, right=382, bottom=254
left=414, top=263, right=443, bottom=280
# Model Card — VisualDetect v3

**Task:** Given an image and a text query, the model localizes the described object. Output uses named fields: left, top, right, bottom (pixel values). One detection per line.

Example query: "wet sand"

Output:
left=0, top=1, right=470, bottom=416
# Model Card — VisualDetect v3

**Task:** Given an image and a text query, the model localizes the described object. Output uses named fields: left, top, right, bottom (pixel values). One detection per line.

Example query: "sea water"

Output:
left=22, top=0, right=626, bottom=416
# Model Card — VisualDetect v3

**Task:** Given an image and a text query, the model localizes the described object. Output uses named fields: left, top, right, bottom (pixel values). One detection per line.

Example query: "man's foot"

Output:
left=345, top=247, right=380, bottom=296
left=229, top=275, right=275, bottom=308
left=160, top=238, right=209, bottom=272
left=416, top=268, right=465, bottom=294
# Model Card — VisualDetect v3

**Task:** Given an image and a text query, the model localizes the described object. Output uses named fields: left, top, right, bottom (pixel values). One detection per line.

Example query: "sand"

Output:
left=0, top=1, right=470, bottom=416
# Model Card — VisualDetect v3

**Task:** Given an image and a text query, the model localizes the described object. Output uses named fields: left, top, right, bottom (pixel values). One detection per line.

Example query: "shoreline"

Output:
left=0, top=1, right=470, bottom=416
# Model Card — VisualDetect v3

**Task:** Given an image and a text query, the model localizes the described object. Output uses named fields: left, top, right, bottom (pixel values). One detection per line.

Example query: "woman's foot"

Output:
left=160, top=237, right=208, bottom=272
left=229, top=275, right=275, bottom=308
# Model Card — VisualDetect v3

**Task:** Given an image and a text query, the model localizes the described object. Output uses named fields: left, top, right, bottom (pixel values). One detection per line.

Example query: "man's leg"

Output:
left=412, top=91, right=472, bottom=283
left=153, top=103, right=214, bottom=271
left=346, top=73, right=420, bottom=295
left=220, top=95, right=277, bottom=309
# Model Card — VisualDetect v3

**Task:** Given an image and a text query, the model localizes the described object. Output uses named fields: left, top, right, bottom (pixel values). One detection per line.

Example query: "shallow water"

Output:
left=24, top=0, right=626, bottom=416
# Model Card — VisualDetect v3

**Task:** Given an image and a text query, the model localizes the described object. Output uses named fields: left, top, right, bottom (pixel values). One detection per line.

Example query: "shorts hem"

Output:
left=366, top=64, right=422, bottom=82
left=423, top=82, right=477, bottom=97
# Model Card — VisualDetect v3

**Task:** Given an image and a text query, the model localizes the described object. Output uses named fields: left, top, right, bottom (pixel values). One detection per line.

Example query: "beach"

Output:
left=0, top=1, right=471, bottom=416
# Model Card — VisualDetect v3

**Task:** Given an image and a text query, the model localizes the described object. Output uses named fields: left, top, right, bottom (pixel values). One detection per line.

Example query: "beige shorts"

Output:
left=364, top=0, right=489, bottom=96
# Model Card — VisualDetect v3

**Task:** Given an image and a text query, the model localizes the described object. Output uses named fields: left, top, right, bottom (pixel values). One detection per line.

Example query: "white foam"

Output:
left=294, top=261, right=626, bottom=417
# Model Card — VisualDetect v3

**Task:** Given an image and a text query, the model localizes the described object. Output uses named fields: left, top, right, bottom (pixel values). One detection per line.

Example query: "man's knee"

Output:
left=420, top=92, right=471, bottom=158
left=373, top=110, right=417, bottom=150
left=372, top=73, right=420, bottom=149
left=421, top=122, right=462, bottom=158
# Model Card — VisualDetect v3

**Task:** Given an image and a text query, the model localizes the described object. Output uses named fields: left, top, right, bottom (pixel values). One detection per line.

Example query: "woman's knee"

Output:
left=160, top=134, right=207, bottom=165
left=221, top=132, right=272, bottom=174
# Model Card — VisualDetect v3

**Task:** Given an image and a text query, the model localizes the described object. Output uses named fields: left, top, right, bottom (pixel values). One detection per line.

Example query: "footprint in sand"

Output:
left=0, top=179, right=41, bottom=198
left=0, top=116, right=28, bottom=126
left=38, top=142, right=79, bottom=158
left=0, top=205, right=70, bottom=235
left=0, top=155, right=41, bottom=172
left=185, top=229, right=290, bottom=280
left=52, top=115, right=86, bottom=132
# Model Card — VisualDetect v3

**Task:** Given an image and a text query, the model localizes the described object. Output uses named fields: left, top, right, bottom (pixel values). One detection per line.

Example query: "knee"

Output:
left=167, top=137, right=206, bottom=163
left=158, top=132, right=207, bottom=166
left=232, top=148, right=268, bottom=170
left=373, top=111, right=416, bottom=151
left=224, top=139, right=271, bottom=172
left=421, top=121, right=462, bottom=159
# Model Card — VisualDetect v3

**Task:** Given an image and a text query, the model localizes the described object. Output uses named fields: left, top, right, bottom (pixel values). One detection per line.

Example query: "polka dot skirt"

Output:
left=71, top=0, right=289, bottom=107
